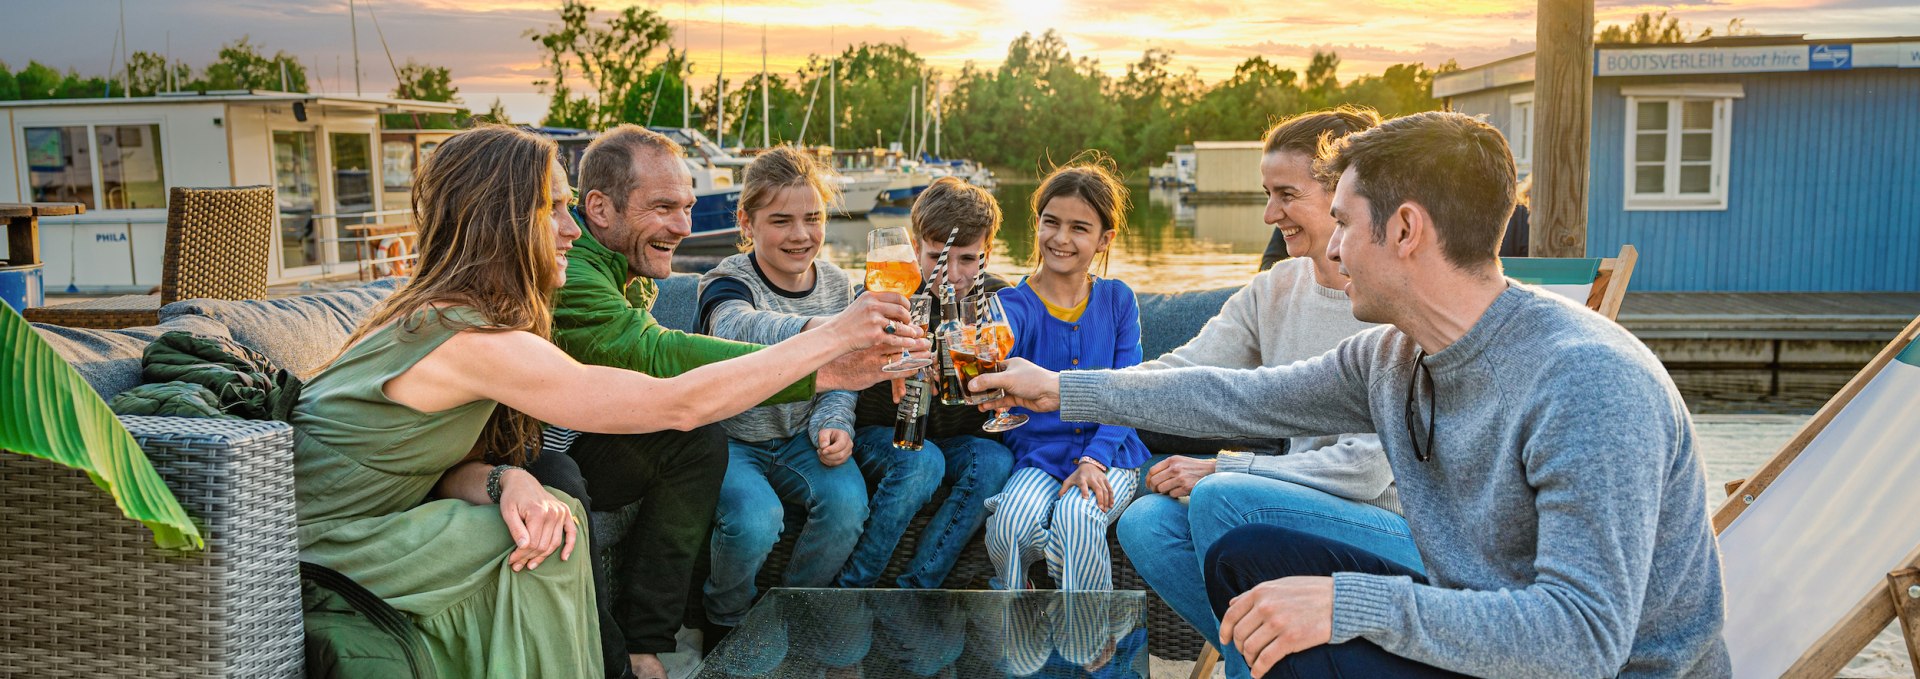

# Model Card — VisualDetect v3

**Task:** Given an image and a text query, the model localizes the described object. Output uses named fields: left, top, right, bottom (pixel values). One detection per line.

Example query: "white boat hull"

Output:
left=832, top=175, right=890, bottom=217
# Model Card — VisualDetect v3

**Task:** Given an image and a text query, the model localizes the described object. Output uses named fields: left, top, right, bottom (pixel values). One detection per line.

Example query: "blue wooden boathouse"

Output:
left=1436, top=36, right=1920, bottom=293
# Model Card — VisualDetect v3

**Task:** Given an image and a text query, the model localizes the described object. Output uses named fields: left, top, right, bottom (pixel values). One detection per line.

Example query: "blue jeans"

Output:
left=840, top=427, right=1014, bottom=588
left=1207, top=524, right=1467, bottom=678
left=705, top=433, right=868, bottom=626
left=1115, top=473, right=1422, bottom=679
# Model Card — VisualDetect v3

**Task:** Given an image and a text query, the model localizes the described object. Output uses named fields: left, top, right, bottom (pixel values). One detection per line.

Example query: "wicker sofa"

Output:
left=8, top=278, right=405, bottom=678
left=7, top=273, right=1241, bottom=675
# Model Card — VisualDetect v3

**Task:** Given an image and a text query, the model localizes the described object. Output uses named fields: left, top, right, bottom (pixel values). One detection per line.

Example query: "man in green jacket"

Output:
left=527, top=125, right=908, bottom=679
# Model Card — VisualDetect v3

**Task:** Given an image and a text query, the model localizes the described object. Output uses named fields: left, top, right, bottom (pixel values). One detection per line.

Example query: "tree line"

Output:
left=0, top=37, right=314, bottom=101
left=527, top=3, right=1449, bottom=173
left=0, top=35, right=496, bottom=129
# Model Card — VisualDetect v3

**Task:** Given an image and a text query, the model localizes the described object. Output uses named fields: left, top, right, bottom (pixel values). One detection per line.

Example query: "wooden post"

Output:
left=2, top=205, right=36, bottom=266
left=1530, top=0, right=1594, bottom=257
left=1886, top=568, right=1920, bottom=673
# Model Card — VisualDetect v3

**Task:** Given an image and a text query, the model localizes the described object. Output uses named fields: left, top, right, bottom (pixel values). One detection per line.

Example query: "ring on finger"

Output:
left=884, top=322, right=898, bottom=334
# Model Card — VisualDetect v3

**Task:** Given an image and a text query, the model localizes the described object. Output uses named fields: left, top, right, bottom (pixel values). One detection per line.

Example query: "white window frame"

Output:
left=1508, top=91, right=1534, bottom=178
left=16, top=119, right=170, bottom=212
left=1621, top=83, right=1743, bottom=212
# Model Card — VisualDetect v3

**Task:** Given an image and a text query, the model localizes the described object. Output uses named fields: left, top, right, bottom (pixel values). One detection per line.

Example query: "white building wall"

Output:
left=1193, top=142, right=1264, bottom=194
left=6, top=102, right=229, bottom=291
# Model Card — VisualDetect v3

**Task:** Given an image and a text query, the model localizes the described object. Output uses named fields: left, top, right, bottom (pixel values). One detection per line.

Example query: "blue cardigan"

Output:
left=997, top=276, right=1149, bottom=479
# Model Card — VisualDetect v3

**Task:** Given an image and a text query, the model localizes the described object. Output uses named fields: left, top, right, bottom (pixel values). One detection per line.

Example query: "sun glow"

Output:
left=1002, top=0, right=1070, bottom=40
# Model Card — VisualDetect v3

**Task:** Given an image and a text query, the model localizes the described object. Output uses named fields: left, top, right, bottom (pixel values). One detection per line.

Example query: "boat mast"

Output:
left=918, top=70, right=932, bottom=157
left=682, top=1, right=690, bottom=129
left=829, top=26, right=836, bottom=150
left=119, top=0, right=129, bottom=99
left=716, top=0, right=725, bottom=147
left=761, top=23, right=769, bottom=149
left=349, top=0, right=363, bottom=96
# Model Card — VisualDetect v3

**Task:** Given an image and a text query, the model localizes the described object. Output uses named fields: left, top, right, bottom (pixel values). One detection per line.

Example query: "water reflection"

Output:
left=1671, top=368, right=1853, bottom=415
left=792, top=182, right=1270, bottom=294
left=695, top=589, right=1149, bottom=679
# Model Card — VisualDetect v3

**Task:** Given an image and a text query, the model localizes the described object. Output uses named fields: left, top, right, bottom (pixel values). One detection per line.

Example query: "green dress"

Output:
left=291, top=306, right=600, bottom=677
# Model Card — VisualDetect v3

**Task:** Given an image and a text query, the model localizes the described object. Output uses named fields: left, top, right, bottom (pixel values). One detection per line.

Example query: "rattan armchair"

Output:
left=0, top=416, right=303, bottom=678
left=24, top=186, right=275, bottom=329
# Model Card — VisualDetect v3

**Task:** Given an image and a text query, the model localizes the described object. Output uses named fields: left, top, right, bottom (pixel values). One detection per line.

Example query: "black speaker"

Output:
left=293, top=101, right=308, bottom=122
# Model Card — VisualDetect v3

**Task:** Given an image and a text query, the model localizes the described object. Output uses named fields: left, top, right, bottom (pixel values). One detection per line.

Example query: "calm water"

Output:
left=801, top=182, right=1270, bottom=294
left=687, top=181, right=1837, bottom=415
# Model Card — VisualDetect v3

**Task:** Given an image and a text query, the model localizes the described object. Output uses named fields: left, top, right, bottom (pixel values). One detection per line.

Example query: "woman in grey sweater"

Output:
left=694, top=148, right=866, bottom=633
left=1115, top=107, right=1410, bottom=679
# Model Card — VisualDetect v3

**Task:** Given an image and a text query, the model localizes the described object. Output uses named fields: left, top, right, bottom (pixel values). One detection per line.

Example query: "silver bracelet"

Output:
left=486, top=464, right=518, bottom=504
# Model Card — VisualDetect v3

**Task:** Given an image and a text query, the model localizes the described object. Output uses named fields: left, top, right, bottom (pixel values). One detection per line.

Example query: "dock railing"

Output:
left=312, top=208, right=418, bottom=280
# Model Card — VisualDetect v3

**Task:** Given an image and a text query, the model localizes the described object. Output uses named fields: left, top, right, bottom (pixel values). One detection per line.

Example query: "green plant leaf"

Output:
left=0, top=303, right=203, bottom=550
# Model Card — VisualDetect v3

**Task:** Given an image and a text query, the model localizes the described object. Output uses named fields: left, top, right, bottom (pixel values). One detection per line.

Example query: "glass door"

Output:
left=329, top=132, right=375, bottom=263
left=273, top=130, right=321, bottom=272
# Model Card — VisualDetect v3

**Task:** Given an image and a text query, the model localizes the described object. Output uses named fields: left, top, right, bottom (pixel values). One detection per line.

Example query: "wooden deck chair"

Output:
left=1186, top=244, right=1644, bottom=679
left=1715, top=315, right=1920, bottom=678
left=1500, top=243, right=1639, bottom=321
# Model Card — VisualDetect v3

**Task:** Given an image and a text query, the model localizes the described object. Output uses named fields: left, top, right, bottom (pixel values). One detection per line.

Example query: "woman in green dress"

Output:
left=291, top=125, right=924, bottom=677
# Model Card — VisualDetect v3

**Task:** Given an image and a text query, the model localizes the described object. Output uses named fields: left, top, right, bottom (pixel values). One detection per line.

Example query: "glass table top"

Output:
left=695, top=588, right=1149, bottom=678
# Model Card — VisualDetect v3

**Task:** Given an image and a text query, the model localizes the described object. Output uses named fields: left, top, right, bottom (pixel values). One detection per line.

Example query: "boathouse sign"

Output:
left=1598, top=42, right=1920, bottom=77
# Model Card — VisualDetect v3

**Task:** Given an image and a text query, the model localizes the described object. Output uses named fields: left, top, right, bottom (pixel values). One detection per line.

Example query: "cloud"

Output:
left=1, top=0, right=1911, bottom=120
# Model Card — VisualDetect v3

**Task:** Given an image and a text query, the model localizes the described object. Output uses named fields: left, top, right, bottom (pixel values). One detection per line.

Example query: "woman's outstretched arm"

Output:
left=389, top=293, right=925, bottom=435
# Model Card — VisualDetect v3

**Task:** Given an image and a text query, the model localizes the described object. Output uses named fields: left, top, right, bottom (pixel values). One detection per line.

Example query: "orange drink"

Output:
left=864, top=255, right=921, bottom=297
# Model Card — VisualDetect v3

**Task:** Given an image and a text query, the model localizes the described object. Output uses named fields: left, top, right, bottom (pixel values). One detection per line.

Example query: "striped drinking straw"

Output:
left=925, top=221, right=962, bottom=302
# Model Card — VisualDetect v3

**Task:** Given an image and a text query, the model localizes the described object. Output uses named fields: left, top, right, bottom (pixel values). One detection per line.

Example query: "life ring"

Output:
left=372, top=236, right=414, bottom=278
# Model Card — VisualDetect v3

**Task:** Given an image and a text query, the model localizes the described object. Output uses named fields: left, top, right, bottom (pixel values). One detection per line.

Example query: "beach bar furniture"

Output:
left=1, top=202, right=84, bottom=312
left=24, top=186, right=274, bottom=329
left=1716, top=315, right=1920, bottom=677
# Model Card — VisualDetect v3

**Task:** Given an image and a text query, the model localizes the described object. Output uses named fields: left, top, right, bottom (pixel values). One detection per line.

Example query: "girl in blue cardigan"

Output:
left=986, top=159, right=1149, bottom=590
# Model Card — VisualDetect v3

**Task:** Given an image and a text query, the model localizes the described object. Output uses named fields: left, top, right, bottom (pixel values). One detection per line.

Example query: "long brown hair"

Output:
left=1031, top=152, right=1130, bottom=276
left=325, top=124, right=561, bottom=465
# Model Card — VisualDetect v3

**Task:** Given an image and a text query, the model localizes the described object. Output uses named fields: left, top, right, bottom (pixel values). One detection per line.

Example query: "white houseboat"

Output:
left=0, top=90, right=460, bottom=293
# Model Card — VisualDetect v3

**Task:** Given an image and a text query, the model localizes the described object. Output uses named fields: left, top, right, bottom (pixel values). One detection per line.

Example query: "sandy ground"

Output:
left=662, top=414, right=1911, bottom=678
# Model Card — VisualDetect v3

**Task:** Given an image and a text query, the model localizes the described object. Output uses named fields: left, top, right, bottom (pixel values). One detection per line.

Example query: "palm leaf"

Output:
left=0, top=303, right=204, bottom=550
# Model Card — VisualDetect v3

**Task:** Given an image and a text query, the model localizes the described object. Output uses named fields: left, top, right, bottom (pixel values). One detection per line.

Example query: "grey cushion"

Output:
left=34, top=315, right=236, bottom=399
left=1135, top=285, right=1241, bottom=359
left=158, top=278, right=405, bottom=378
left=652, top=274, right=700, bottom=333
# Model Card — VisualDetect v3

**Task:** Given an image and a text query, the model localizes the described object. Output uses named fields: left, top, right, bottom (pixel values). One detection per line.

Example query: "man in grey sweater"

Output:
left=1118, top=107, right=1410, bottom=679
left=974, top=112, right=1730, bottom=678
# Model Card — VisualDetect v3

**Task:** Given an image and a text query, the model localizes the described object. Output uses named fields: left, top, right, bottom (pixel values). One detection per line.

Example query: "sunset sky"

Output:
left=3, top=0, right=1915, bottom=122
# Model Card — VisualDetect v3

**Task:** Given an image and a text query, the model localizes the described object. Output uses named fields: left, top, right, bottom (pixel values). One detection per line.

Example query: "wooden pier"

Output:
left=1620, top=292, right=1920, bottom=368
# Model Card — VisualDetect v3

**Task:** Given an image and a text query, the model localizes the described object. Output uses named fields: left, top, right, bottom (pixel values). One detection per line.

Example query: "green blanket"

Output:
left=0, top=303, right=203, bottom=550
left=111, top=331, right=301, bottom=422
left=111, top=382, right=238, bottom=420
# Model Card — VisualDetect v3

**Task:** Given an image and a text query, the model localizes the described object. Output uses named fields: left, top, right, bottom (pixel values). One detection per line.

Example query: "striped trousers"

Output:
left=985, top=466, right=1140, bottom=591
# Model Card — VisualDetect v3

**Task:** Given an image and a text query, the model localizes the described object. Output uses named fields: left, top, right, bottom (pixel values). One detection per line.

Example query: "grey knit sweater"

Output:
left=1060, top=283, right=1730, bottom=678
left=1134, top=257, right=1398, bottom=514
left=699, top=253, right=856, bottom=444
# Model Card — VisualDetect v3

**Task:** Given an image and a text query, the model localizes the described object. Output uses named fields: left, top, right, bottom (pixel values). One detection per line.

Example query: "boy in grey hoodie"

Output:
left=694, top=148, right=865, bottom=633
